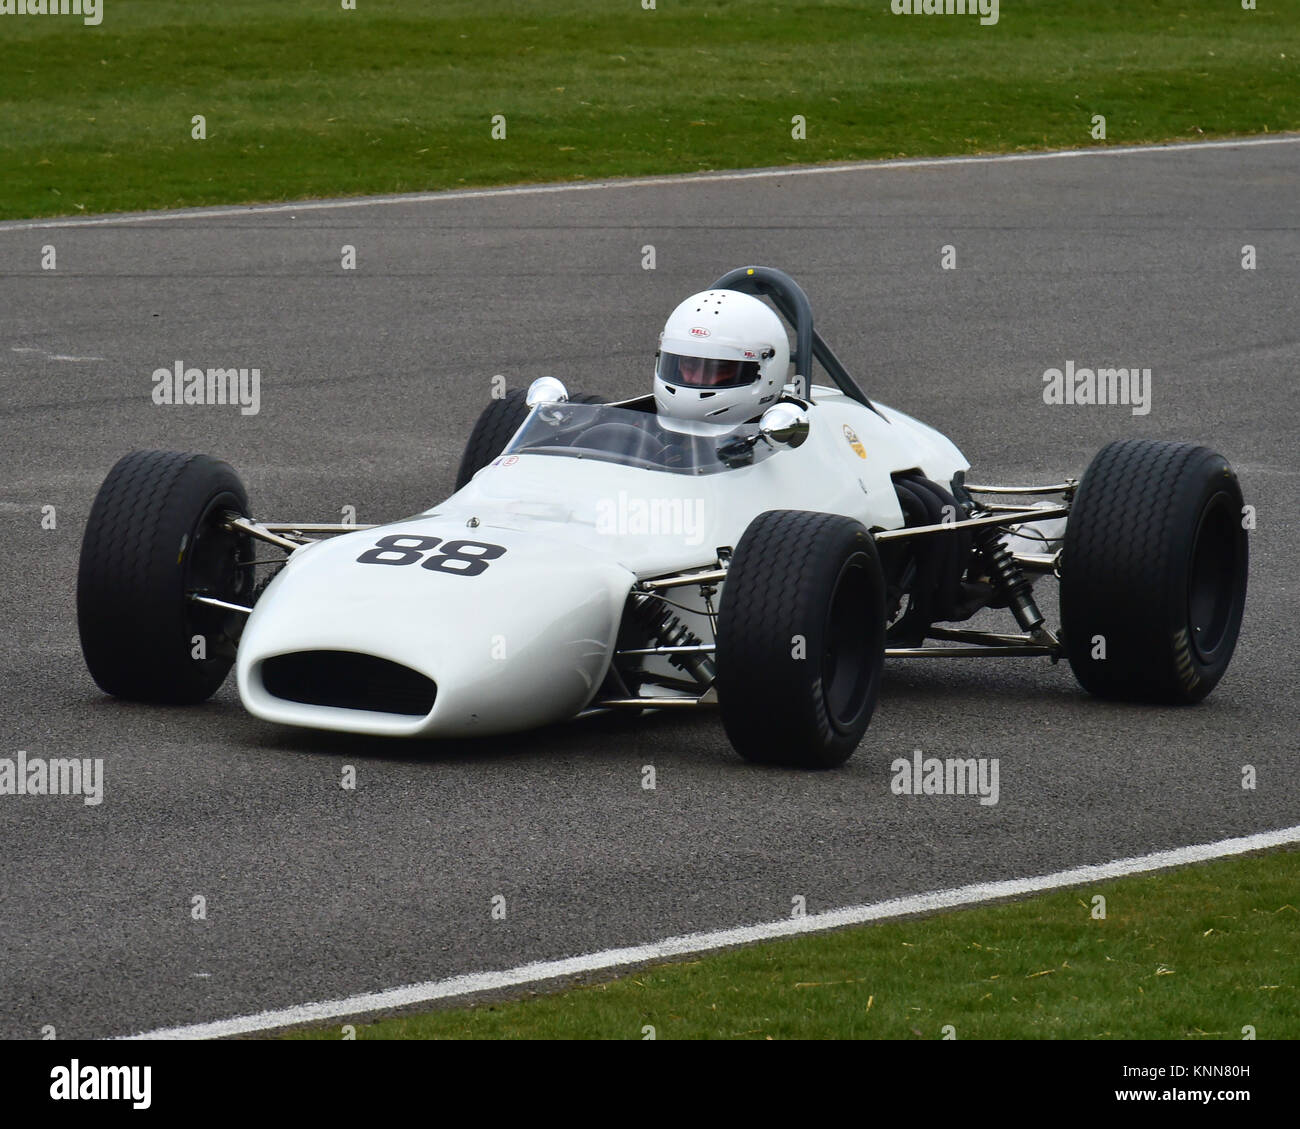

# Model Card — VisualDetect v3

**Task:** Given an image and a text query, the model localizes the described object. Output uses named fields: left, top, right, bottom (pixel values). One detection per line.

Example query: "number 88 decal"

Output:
left=356, top=534, right=506, bottom=577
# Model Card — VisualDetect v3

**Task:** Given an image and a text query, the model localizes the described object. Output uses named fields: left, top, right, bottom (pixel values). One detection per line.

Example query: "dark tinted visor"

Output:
left=657, top=352, right=761, bottom=389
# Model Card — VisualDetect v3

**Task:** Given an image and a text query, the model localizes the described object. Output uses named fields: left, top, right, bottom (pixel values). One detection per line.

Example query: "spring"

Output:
left=628, top=595, right=717, bottom=685
left=974, top=528, right=1043, bottom=631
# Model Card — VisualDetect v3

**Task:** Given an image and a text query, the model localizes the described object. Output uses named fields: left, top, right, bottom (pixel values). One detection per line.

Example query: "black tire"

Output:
left=454, top=389, right=603, bottom=490
left=716, top=510, right=886, bottom=768
left=77, top=450, right=254, bottom=704
left=1059, top=439, right=1248, bottom=704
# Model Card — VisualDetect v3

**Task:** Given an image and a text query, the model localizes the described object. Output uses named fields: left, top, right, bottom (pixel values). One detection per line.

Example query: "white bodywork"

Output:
left=236, top=387, right=969, bottom=737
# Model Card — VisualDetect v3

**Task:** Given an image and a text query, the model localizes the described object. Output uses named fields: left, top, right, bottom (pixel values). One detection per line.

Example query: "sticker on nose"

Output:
left=843, top=424, right=867, bottom=459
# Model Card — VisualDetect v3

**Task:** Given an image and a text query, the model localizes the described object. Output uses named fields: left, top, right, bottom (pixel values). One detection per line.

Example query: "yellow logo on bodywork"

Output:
left=842, top=424, right=866, bottom=459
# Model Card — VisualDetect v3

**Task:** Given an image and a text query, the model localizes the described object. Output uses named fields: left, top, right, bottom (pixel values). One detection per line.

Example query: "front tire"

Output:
left=1059, top=439, right=1248, bottom=703
left=716, top=510, right=886, bottom=768
left=77, top=450, right=253, bottom=704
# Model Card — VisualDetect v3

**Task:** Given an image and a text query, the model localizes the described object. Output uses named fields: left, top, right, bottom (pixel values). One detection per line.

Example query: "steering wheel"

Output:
left=570, top=422, right=669, bottom=464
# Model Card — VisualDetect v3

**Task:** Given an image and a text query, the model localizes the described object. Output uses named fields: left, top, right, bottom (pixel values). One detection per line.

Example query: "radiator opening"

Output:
left=261, top=651, right=437, bottom=717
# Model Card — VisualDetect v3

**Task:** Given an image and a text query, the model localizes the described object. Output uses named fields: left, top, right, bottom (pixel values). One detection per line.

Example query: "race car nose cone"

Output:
left=235, top=521, right=634, bottom=737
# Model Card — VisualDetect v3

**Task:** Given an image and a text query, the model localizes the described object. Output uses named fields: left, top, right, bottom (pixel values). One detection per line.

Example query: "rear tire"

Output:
left=77, top=450, right=253, bottom=704
left=454, top=389, right=603, bottom=490
left=1059, top=439, right=1248, bottom=703
left=716, top=510, right=886, bottom=768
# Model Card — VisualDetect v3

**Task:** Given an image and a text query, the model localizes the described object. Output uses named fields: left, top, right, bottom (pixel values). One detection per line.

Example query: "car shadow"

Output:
left=252, top=703, right=726, bottom=767
left=880, top=658, right=1084, bottom=705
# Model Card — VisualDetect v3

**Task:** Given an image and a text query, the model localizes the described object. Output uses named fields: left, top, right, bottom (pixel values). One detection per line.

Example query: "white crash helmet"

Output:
left=653, top=289, right=790, bottom=434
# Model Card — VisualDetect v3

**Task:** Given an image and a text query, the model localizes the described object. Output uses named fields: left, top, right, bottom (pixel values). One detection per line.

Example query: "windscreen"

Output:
left=503, top=402, right=779, bottom=476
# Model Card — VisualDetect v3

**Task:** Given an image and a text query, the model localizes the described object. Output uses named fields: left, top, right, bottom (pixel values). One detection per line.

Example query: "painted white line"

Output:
left=6, top=134, right=1300, bottom=234
left=121, top=823, right=1300, bottom=1040
left=12, top=346, right=106, bottom=362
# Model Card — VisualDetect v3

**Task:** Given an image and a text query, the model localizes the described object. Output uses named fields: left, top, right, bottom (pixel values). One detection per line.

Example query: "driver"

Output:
left=653, top=288, right=790, bottom=436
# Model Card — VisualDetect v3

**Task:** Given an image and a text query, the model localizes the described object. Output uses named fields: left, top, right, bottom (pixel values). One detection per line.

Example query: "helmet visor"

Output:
left=657, top=352, right=761, bottom=389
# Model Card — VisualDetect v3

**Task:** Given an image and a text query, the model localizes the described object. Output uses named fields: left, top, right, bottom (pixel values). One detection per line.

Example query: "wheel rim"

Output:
left=821, top=552, right=874, bottom=728
left=1186, top=490, right=1242, bottom=664
left=185, top=492, right=252, bottom=658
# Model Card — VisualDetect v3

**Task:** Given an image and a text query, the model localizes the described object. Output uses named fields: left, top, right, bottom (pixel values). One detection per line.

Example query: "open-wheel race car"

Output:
left=76, top=266, right=1249, bottom=767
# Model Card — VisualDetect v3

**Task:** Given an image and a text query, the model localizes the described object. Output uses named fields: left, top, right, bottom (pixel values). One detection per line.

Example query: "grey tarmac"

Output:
left=0, top=139, right=1296, bottom=1038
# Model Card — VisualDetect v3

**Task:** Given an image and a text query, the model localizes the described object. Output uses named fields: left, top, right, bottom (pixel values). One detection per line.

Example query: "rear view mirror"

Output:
left=526, top=377, right=569, bottom=408
left=759, top=403, right=810, bottom=449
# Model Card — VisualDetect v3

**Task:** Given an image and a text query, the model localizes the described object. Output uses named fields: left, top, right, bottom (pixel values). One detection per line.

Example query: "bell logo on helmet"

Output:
left=690, top=327, right=711, bottom=338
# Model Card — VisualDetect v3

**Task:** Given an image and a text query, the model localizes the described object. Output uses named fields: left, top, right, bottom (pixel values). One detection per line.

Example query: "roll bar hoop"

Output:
left=707, top=265, right=882, bottom=416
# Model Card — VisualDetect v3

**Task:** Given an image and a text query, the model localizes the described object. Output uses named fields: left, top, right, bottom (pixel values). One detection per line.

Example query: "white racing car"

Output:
left=77, top=266, right=1249, bottom=767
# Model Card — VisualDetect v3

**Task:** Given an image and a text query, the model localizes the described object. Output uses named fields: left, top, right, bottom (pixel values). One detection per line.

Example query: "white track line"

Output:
left=7, top=134, right=1300, bottom=234
left=122, top=823, right=1300, bottom=1040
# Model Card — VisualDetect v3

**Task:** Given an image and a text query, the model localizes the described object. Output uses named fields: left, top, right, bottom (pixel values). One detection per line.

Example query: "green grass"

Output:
left=2, top=0, right=1297, bottom=220
left=287, top=849, right=1300, bottom=1039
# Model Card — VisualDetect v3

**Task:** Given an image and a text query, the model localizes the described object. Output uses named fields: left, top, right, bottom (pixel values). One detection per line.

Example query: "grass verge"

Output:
left=286, top=848, right=1300, bottom=1039
left=2, top=0, right=1298, bottom=219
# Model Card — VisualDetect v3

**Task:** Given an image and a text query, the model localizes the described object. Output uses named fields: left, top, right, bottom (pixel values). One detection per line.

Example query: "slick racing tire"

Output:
left=716, top=510, right=886, bottom=768
left=454, top=389, right=603, bottom=490
left=1059, top=439, right=1248, bottom=704
left=77, top=450, right=254, bottom=704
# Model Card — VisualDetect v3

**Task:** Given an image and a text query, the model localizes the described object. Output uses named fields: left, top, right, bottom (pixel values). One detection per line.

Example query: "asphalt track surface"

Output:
left=1, top=140, right=1297, bottom=1039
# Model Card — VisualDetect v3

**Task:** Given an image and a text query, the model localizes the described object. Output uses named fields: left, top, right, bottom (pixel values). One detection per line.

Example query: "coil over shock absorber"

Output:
left=973, top=526, right=1044, bottom=633
left=628, top=595, right=717, bottom=685
left=951, top=470, right=1056, bottom=649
